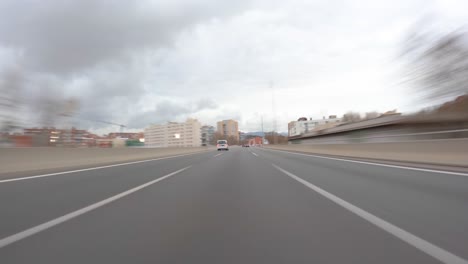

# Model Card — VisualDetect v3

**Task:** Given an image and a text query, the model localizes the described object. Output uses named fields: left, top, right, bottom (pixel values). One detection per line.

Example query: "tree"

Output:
left=265, top=132, right=288, bottom=145
left=364, top=111, right=380, bottom=120
left=402, top=27, right=468, bottom=101
left=226, top=135, right=239, bottom=146
left=210, top=132, right=239, bottom=145
left=210, top=132, right=223, bottom=145
left=342, top=112, right=361, bottom=123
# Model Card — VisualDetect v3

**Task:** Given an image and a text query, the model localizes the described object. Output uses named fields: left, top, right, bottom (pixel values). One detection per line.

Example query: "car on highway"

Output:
left=217, top=140, right=229, bottom=151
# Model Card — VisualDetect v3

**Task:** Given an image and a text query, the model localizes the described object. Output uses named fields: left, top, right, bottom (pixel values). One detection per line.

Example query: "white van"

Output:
left=216, top=140, right=229, bottom=151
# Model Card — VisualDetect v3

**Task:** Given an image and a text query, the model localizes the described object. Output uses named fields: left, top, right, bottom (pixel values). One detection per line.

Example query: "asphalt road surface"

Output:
left=1, top=146, right=467, bottom=264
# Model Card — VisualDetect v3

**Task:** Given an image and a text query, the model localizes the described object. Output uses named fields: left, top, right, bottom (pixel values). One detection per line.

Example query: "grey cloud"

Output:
left=195, top=98, right=218, bottom=111
left=0, top=66, right=25, bottom=129
left=0, top=0, right=249, bottom=131
left=154, top=101, right=191, bottom=119
left=127, top=98, right=219, bottom=128
left=0, top=0, right=250, bottom=74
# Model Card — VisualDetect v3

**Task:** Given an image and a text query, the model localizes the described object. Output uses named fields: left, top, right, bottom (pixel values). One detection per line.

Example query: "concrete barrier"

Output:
left=0, top=147, right=213, bottom=174
left=264, top=139, right=468, bottom=167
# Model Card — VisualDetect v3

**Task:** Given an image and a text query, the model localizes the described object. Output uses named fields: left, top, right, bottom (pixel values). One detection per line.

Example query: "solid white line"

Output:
left=272, top=164, right=468, bottom=264
left=0, top=152, right=202, bottom=184
left=264, top=148, right=468, bottom=177
left=252, top=152, right=259, bottom=157
left=0, top=166, right=191, bottom=249
left=214, top=153, right=223, bottom=157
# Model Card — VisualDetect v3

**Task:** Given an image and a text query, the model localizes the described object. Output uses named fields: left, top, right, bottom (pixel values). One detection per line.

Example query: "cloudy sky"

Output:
left=0, top=0, right=467, bottom=134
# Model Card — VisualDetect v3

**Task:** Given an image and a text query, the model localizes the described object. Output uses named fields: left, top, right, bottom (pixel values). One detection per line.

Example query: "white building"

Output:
left=288, top=116, right=342, bottom=137
left=145, top=118, right=202, bottom=147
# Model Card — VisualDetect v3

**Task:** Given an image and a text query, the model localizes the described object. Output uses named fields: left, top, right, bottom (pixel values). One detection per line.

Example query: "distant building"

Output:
left=288, top=115, right=342, bottom=137
left=201, top=125, right=215, bottom=146
left=145, top=118, right=201, bottom=148
left=241, top=131, right=266, bottom=143
left=23, top=127, right=94, bottom=147
left=248, top=136, right=263, bottom=146
left=217, top=119, right=239, bottom=141
left=107, top=132, right=143, bottom=140
left=288, top=121, right=296, bottom=137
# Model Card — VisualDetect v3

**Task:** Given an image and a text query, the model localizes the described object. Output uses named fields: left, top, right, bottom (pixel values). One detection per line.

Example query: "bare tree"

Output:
left=265, top=132, right=288, bottom=144
left=364, top=111, right=380, bottom=120
left=342, top=112, right=361, bottom=123
left=226, top=135, right=239, bottom=146
left=210, top=132, right=223, bottom=145
left=402, top=27, right=468, bottom=100
left=211, top=132, right=239, bottom=145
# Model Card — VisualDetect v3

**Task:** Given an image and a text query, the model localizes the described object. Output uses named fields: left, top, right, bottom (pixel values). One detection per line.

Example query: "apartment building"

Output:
left=288, top=116, right=342, bottom=137
left=23, top=127, right=91, bottom=147
left=216, top=119, right=239, bottom=141
left=145, top=118, right=201, bottom=147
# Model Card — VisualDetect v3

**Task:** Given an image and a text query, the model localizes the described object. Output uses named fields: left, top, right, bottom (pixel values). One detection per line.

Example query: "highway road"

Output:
left=0, top=146, right=467, bottom=263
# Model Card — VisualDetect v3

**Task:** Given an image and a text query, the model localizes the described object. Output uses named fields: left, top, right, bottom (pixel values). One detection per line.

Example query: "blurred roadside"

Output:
left=0, top=129, right=144, bottom=148
left=0, top=147, right=212, bottom=177
left=289, top=95, right=468, bottom=144
left=279, top=96, right=468, bottom=168
left=265, top=139, right=468, bottom=168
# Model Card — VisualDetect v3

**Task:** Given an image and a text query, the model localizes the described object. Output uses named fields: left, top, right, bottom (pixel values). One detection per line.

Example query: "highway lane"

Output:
left=0, top=146, right=467, bottom=263
left=255, top=147, right=468, bottom=260
left=0, top=151, right=215, bottom=239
